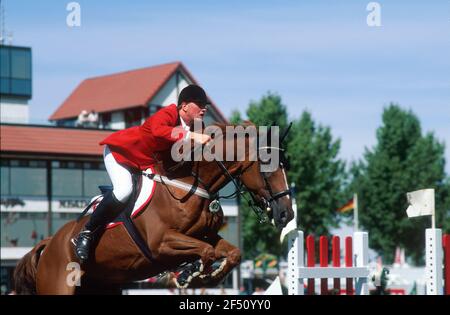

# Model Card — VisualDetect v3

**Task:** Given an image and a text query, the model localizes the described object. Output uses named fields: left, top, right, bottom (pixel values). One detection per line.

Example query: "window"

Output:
left=52, top=168, right=83, bottom=197
left=100, top=112, right=111, bottom=129
left=10, top=160, right=28, bottom=167
left=52, top=159, right=83, bottom=197
left=52, top=212, right=80, bottom=233
left=125, top=107, right=148, bottom=128
left=11, top=49, right=32, bottom=79
left=0, top=77, right=10, bottom=94
left=0, top=47, right=10, bottom=77
left=51, top=160, right=108, bottom=197
left=1, top=212, right=48, bottom=247
left=56, top=119, right=76, bottom=127
left=9, top=160, right=47, bottom=196
left=29, top=160, right=46, bottom=168
left=83, top=169, right=111, bottom=197
left=0, top=46, right=32, bottom=97
left=1, top=166, right=10, bottom=195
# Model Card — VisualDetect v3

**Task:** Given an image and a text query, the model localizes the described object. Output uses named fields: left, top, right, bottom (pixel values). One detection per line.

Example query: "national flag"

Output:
left=337, top=199, right=354, bottom=213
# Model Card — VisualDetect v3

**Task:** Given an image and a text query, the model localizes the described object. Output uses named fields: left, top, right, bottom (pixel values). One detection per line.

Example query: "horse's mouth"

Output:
left=273, top=207, right=295, bottom=229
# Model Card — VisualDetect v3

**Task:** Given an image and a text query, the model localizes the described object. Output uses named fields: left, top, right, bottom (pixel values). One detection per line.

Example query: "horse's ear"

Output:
left=267, top=125, right=272, bottom=147
left=280, top=122, right=293, bottom=144
left=267, top=121, right=278, bottom=146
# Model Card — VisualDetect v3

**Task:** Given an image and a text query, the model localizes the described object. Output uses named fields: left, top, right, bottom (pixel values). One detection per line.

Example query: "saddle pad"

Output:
left=88, top=168, right=156, bottom=229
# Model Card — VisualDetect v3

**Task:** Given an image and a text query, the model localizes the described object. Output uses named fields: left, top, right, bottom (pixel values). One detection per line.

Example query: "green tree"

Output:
left=246, top=92, right=288, bottom=131
left=229, top=110, right=243, bottom=125
left=287, top=112, right=346, bottom=236
left=349, top=104, right=449, bottom=264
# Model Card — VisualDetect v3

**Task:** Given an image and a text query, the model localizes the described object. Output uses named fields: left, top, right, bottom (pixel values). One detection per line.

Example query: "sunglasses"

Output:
left=190, top=101, right=208, bottom=110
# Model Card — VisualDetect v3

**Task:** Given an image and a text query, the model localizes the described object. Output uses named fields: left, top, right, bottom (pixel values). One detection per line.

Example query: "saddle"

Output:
left=77, top=170, right=156, bottom=262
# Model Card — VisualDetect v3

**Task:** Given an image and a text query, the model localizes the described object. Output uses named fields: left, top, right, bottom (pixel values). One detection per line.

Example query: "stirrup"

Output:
left=72, top=229, right=93, bottom=262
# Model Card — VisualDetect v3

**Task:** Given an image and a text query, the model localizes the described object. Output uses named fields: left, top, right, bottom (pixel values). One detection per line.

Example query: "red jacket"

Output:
left=100, top=104, right=187, bottom=171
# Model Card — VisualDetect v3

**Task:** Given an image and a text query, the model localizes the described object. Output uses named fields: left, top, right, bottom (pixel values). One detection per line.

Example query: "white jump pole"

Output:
left=406, top=188, right=444, bottom=295
left=354, top=231, right=369, bottom=295
left=425, top=228, right=443, bottom=295
left=288, top=230, right=304, bottom=295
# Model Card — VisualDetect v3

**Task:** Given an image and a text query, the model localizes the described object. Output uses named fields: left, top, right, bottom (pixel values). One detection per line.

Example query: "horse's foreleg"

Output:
left=201, top=235, right=241, bottom=287
left=157, top=230, right=216, bottom=288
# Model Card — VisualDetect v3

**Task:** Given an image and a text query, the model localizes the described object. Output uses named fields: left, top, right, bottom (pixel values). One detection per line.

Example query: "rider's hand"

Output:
left=190, top=132, right=211, bottom=145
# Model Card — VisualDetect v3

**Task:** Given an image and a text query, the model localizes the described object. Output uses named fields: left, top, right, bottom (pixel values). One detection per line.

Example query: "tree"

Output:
left=287, top=112, right=346, bottom=236
left=229, top=110, right=243, bottom=125
left=349, top=104, right=449, bottom=264
left=246, top=92, right=288, bottom=131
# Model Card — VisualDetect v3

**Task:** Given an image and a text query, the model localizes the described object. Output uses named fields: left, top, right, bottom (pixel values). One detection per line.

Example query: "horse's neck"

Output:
left=196, top=133, right=253, bottom=193
left=196, top=160, right=241, bottom=194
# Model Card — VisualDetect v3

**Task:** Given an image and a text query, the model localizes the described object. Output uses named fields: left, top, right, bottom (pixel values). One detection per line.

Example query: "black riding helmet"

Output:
left=178, top=85, right=208, bottom=108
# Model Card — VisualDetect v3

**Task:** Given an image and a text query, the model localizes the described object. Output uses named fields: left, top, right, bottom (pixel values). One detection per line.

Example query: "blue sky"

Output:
left=3, top=0, right=450, bottom=172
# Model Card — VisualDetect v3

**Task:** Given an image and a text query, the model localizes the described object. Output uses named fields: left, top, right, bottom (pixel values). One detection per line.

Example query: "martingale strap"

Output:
left=143, top=173, right=212, bottom=199
left=119, top=173, right=154, bottom=262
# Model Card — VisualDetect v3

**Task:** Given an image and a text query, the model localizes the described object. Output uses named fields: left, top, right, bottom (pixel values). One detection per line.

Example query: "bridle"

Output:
left=157, top=145, right=291, bottom=224
left=156, top=122, right=293, bottom=224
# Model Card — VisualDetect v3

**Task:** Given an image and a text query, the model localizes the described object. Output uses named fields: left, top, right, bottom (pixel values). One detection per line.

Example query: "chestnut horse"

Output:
left=13, top=123, right=294, bottom=294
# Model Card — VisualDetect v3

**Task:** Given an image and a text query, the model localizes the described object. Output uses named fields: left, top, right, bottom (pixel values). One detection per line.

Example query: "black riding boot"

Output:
left=72, top=191, right=126, bottom=263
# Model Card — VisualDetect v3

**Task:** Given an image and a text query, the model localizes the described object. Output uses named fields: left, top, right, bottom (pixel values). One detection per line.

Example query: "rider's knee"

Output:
left=113, top=185, right=133, bottom=203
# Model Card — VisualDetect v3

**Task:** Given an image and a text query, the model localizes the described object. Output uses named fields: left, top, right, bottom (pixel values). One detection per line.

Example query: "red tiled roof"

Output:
left=0, top=125, right=113, bottom=156
left=49, top=61, right=227, bottom=122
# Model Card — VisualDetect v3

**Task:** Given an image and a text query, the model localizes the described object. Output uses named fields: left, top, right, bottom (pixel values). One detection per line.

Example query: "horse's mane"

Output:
left=162, top=121, right=256, bottom=177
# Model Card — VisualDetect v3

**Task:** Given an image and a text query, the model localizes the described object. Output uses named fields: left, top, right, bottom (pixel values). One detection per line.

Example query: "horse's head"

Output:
left=187, top=121, right=294, bottom=230
left=237, top=123, right=295, bottom=230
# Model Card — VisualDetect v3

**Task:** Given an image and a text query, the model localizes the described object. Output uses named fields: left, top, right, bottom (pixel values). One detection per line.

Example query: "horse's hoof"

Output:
left=200, top=258, right=227, bottom=279
left=173, top=260, right=204, bottom=288
left=173, top=277, right=190, bottom=289
left=211, top=258, right=227, bottom=277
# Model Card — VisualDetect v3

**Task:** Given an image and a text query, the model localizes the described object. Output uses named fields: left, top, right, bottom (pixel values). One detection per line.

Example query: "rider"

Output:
left=71, top=84, right=212, bottom=262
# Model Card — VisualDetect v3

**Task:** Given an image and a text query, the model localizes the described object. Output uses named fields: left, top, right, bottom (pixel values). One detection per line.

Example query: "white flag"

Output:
left=405, top=188, right=435, bottom=218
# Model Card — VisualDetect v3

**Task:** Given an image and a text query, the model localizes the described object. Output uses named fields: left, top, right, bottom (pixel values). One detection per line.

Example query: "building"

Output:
left=0, top=45, right=32, bottom=123
left=49, top=61, right=227, bottom=128
left=0, top=55, right=239, bottom=294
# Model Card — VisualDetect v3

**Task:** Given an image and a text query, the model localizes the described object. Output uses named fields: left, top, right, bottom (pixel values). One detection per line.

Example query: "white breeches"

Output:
left=103, top=145, right=133, bottom=203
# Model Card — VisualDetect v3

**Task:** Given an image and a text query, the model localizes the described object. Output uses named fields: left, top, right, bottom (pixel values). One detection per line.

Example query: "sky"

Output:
left=3, top=0, right=450, bottom=172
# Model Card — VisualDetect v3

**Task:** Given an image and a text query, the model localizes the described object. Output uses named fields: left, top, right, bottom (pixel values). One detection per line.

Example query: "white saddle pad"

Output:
left=88, top=168, right=156, bottom=229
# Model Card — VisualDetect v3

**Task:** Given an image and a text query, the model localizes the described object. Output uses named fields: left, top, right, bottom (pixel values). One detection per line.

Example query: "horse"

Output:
left=13, top=123, right=294, bottom=294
